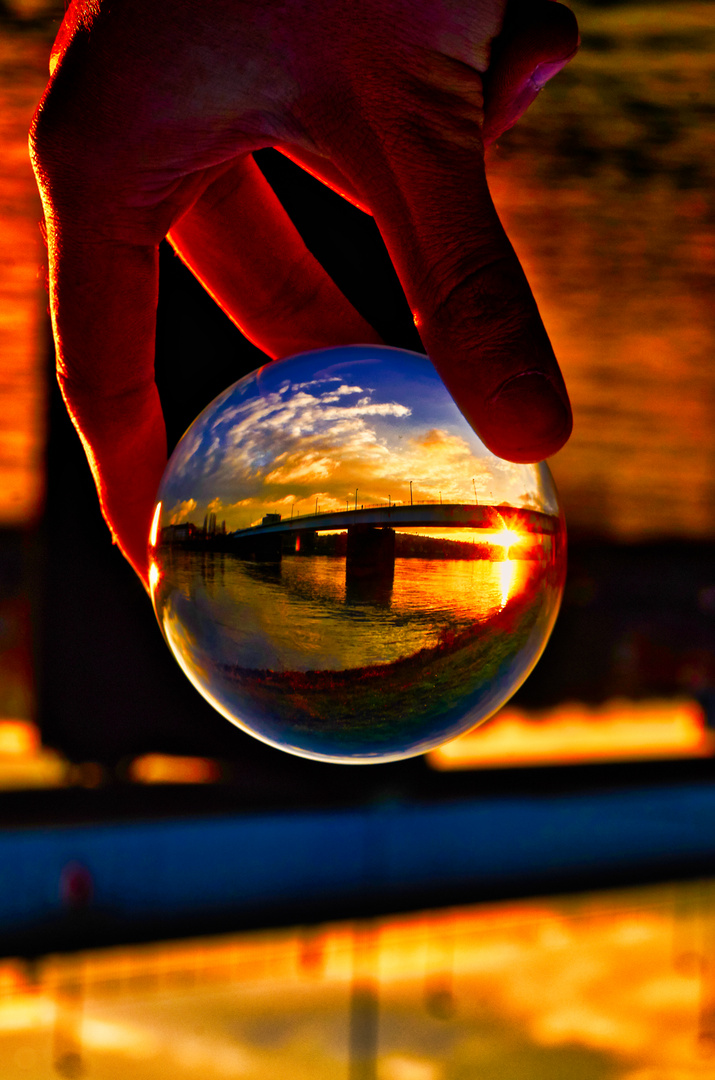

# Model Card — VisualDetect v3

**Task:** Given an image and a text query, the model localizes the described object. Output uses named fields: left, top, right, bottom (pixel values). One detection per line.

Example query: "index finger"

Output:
left=303, top=51, right=572, bottom=463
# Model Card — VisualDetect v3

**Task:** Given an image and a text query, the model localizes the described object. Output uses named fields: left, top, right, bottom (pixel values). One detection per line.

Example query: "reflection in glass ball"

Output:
left=149, top=346, right=566, bottom=763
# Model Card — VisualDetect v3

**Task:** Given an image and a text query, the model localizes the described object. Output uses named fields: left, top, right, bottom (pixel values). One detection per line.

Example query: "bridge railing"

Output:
left=273, top=499, right=485, bottom=523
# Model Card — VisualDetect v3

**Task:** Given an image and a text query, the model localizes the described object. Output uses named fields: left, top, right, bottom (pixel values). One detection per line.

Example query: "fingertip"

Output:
left=483, top=0, right=580, bottom=145
left=480, top=371, right=572, bottom=463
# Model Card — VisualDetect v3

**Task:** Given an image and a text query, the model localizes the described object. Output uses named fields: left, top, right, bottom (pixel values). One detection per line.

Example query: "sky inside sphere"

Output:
left=157, top=346, right=558, bottom=531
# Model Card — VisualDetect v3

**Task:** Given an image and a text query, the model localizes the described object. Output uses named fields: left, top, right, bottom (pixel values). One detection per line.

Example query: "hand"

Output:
left=30, top=0, right=578, bottom=587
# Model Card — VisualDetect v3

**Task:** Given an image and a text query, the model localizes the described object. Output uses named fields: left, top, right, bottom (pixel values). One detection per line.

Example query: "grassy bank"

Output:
left=216, top=573, right=561, bottom=756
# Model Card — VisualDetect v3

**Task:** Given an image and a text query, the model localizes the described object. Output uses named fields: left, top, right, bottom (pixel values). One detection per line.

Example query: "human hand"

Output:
left=30, top=0, right=578, bottom=587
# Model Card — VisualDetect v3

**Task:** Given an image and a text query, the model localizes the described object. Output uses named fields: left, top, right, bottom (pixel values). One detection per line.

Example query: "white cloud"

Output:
left=162, top=369, right=546, bottom=529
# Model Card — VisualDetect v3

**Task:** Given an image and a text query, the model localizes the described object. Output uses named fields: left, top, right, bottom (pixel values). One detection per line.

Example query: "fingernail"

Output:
left=484, top=371, right=572, bottom=463
left=531, top=47, right=580, bottom=89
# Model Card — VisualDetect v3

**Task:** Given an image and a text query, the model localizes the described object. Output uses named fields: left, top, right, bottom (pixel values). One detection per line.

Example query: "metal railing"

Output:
left=277, top=499, right=486, bottom=523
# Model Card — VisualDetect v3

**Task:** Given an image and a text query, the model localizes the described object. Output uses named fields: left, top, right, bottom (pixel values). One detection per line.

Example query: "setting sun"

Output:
left=492, top=528, right=521, bottom=553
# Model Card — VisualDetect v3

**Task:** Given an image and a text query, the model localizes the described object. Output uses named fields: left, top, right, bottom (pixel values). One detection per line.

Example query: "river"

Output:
left=159, top=548, right=537, bottom=672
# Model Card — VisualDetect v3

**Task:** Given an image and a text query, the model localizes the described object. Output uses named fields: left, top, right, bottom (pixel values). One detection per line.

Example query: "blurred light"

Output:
left=0, top=720, right=39, bottom=756
left=0, top=18, right=47, bottom=527
left=67, top=762, right=105, bottom=788
left=0, top=880, right=714, bottom=1077
left=128, top=754, right=221, bottom=784
left=0, top=720, right=68, bottom=789
left=427, top=698, right=712, bottom=770
left=59, top=862, right=94, bottom=910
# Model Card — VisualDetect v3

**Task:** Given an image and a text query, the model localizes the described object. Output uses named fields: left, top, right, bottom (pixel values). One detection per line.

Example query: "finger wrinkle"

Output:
left=486, top=368, right=559, bottom=405
left=425, top=253, right=522, bottom=323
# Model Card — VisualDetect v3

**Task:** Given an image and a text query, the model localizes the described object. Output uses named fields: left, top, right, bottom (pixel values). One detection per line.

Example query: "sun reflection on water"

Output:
left=498, top=558, right=518, bottom=609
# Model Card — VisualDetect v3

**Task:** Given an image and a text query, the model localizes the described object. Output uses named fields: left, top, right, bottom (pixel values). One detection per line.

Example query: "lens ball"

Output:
left=149, top=346, right=566, bottom=763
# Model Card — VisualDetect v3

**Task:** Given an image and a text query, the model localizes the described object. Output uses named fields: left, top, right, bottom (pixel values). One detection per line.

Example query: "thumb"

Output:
left=314, top=49, right=572, bottom=463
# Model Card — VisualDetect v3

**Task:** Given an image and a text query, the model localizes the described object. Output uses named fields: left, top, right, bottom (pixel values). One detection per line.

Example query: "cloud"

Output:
left=264, top=452, right=339, bottom=486
left=192, top=382, right=412, bottom=501
left=168, top=498, right=197, bottom=524
left=159, top=365, right=548, bottom=529
left=289, top=377, right=343, bottom=392
left=318, top=383, right=366, bottom=402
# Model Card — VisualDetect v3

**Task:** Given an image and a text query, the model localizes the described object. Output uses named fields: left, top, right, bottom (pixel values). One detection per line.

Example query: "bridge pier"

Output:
left=346, top=526, right=396, bottom=581
left=234, top=533, right=283, bottom=562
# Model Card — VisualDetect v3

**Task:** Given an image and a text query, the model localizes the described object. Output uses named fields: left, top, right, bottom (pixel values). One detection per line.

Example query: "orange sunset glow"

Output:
left=429, top=697, right=713, bottom=769
left=2, top=879, right=715, bottom=1077
left=0, top=22, right=47, bottom=528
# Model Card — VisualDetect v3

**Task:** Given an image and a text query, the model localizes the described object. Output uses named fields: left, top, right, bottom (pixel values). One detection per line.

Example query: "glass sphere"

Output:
left=149, top=346, right=566, bottom=763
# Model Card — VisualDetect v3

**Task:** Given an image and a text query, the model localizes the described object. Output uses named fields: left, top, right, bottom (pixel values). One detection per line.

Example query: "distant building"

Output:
left=201, top=512, right=219, bottom=537
left=160, top=522, right=200, bottom=544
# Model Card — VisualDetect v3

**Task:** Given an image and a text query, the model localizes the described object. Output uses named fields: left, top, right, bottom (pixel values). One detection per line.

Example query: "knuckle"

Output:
left=424, top=254, right=535, bottom=353
left=30, top=103, right=100, bottom=220
left=30, top=27, right=95, bottom=168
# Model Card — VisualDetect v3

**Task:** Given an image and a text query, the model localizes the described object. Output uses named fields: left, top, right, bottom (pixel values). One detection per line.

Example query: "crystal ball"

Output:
left=149, top=345, right=566, bottom=763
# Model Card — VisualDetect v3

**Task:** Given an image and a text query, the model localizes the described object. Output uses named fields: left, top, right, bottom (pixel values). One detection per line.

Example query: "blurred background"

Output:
left=0, top=1, right=714, bottom=1076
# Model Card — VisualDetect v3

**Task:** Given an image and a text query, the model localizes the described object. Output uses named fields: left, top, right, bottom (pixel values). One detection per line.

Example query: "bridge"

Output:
left=229, top=503, right=558, bottom=581
left=233, top=503, right=557, bottom=539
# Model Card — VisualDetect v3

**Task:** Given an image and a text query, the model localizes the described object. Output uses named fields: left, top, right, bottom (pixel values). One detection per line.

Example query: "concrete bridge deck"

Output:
left=233, top=503, right=557, bottom=539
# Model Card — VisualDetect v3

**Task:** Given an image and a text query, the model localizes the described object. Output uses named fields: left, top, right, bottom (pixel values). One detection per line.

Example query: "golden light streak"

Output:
left=148, top=562, right=160, bottom=597
left=129, top=754, right=221, bottom=784
left=149, top=502, right=162, bottom=548
left=428, top=698, right=712, bottom=770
